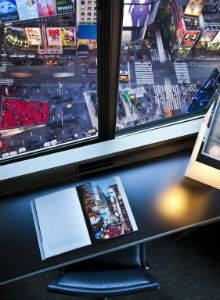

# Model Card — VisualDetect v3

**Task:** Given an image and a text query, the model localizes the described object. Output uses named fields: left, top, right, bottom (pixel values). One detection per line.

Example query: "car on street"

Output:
left=46, top=60, right=58, bottom=65
left=120, top=70, right=130, bottom=82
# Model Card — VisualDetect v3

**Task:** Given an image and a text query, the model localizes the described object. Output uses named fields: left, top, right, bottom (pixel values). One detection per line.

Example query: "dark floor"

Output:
left=1, top=222, right=220, bottom=300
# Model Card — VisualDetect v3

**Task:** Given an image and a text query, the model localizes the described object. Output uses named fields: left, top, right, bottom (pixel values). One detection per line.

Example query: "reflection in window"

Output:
left=117, top=0, right=220, bottom=131
left=0, top=0, right=98, bottom=160
left=202, top=93, right=220, bottom=160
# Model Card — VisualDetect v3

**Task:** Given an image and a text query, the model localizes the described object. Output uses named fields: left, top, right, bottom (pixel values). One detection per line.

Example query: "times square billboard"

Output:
left=46, top=27, right=62, bottom=45
left=123, top=0, right=159, bottom=27
left=56, top=0, right=74, bottom=14
left=200, top=30, right=219, bottom=43
left=177, top=18, right=200, bottom=46
left=0, top=0, right=19, bottom=22
left=25, top=27, right=42, bottom=45
left=61, top=27, right=76, bottom=46
left=0, top=0, right=75, bottom=22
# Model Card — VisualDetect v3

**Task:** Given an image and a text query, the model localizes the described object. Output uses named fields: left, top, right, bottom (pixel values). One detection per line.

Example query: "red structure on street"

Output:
left=0, top=98, right=49, bottom=129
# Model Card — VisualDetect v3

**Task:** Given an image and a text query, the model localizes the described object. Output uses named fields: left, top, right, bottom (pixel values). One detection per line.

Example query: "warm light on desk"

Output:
left=157, top=185, right=189, bottom=220
left=156, top=179, right=211, bottom=225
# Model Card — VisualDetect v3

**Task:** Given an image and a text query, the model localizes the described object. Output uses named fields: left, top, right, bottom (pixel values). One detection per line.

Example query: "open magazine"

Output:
left=31, top=176, right=138, bottom=260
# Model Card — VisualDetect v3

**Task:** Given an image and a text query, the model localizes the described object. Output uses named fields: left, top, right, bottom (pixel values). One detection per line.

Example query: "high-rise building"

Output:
left=76, top=0, right=97, bottom=25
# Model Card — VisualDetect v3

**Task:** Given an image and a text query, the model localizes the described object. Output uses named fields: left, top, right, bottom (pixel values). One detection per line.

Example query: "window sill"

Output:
left=0, top=116, right=203, bottom=194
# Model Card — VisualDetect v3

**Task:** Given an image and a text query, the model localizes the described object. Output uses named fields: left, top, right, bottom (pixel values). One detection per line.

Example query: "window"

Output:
left=0, top=0, right=219, bottom=172
left=81, top=1, right=85, bottom=4
left=116, top=0, right=220, bottom=131
left=0, top=1, right=98, bottom=161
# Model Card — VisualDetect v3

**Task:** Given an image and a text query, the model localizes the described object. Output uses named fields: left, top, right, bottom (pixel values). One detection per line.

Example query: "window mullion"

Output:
left=97, top=0, right=124, bottom=141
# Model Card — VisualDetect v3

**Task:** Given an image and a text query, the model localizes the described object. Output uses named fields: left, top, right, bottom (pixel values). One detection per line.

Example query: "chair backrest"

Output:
left=48, top=244, right=160, bottom=298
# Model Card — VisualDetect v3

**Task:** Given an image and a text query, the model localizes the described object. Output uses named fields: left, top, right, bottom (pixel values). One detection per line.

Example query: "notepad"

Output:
left=31, top=176, right=138, bottom=260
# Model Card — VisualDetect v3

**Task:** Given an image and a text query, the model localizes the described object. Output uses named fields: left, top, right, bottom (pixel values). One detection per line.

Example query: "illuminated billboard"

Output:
left=62, top=27, right=76, bottom=46
left=16, top=0, right=39, bottom=20
left=183, top=31, right=200, bottom=45
left=184, top=0, right=205, bottom=16
left=177, top=19, right=185, bottom=45
left=46, top=27, right=62, bottom=45
left=201, top=30, right=218, bottom=43
left=25, top=27, right=42, bottom=45
left=213, top=31, right=220, bottom=43
left=0, top=0, right=19, bottom=22
left=123, top=0, right=153, bottom=27
left=56, top=0, right=74, bottom=14
left=36, top=0, right=56, bottom=17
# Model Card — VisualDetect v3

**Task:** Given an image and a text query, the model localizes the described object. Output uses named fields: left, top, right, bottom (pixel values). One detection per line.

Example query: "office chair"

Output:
left=47, top=243, right=160, bottom=299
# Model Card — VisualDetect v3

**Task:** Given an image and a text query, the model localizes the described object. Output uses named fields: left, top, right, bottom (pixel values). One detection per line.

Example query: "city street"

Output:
left=0, top=57, right=98, bottom=156
left=117, top=24, right=220, bottom=129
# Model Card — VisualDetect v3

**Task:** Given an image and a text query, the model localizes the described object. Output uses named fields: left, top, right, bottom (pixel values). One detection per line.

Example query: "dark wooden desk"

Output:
left=1, top=150, right=220, bottom=285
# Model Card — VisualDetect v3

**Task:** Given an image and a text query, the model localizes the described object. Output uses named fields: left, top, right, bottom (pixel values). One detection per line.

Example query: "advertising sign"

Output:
left=183, top=31, right=200, bottom=44
left=184, top=0, right=205, bottom=16
left=25, top=28, right=42, bottom=45
left=61, top=27, right=76, bottom=45
left=16, top=0, right=39, bottom=20
left=56, top=0, right=74, bottom=14
left=36, top=0, right=56, bottom=17
left=0, top=0, right=19, bottom=22
left=201, top=30, right=218, bottom=42
left=123, top=0, right=153, bottom=27
left=177, top=19, right=185, bottom=45
left=213, top=31, right=220, bottom=43
left=46, top=28, right=62, bottom=45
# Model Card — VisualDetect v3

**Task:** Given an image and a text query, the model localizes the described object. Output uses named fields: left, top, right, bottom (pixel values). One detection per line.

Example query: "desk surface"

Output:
left=1, top=150, right=220, bottom=285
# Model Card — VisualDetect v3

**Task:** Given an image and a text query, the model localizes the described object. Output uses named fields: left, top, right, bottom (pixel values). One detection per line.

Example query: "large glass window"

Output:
left=1, top=0, right=220, bottom=163
left=0, top=0, right=98, bottom=159
left=117, top=0, right=220, bottom=131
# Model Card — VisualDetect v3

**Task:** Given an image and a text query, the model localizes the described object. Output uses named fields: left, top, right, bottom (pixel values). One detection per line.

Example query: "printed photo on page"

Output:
left=76, top=176, right=138, bottom=241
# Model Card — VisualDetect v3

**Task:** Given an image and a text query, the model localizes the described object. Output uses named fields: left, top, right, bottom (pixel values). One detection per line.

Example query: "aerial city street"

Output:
left=0, top=0, right=220, bottom=158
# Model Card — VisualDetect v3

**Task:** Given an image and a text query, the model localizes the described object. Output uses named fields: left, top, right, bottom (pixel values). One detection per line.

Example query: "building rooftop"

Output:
left=202, top=0, right=220, bottom=23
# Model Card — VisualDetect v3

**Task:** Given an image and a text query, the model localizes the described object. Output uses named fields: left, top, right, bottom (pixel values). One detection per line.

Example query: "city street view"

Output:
left=0, top=0, right=220, bottom=159
left=0, top=0, right=98, bottom=158
left=117, top=0, right=220, bottom=129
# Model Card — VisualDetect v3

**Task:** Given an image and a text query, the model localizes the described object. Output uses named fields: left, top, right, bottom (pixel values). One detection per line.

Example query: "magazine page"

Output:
left=76, top=176, right=138, bottom=241
left=32, top=187, right=91, bottom=260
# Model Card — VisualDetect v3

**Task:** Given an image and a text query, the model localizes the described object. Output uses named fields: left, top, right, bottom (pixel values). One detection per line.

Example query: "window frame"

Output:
left=0, top=0, right=214, bottom=192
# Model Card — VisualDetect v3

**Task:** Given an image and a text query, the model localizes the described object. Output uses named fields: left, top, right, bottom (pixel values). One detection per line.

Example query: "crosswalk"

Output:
left=150, top=49, right=159, bottom=61
left=174, top=62, right=190, bottom=84
left=134, top=61, right=154, bottom=85
left=153, top=84, right=182, bottom=115
left=150, top=49, right=171, bottom=61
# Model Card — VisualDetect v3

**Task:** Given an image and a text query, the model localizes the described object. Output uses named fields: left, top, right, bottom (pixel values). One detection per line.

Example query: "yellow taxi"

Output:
left=119, top=70, right=130, bottom=82
left=46, top=60, right=58, bottom=65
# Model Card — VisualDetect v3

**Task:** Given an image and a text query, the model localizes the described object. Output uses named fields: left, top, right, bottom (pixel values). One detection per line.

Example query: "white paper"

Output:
left=32, top=188, right=91, bottom=260
left=115, top=176, right=138, bottom=231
